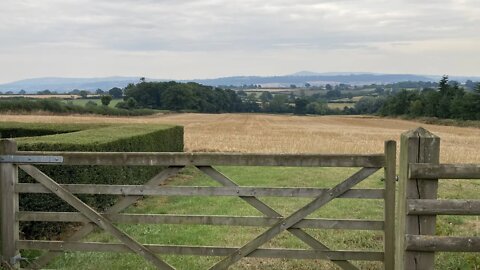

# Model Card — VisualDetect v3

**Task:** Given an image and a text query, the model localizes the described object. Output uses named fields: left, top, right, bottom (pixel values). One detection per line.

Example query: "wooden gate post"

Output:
left=384, top=140, right=396, bottom=270
left=0, top=139, right=20, bottom=269
left=396, top=128, right=440, bottom=270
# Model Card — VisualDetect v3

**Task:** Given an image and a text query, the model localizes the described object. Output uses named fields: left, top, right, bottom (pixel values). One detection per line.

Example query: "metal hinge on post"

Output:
left=10, top=254, right=23, bottom=265
left=0, top=155, right=64, bottom=164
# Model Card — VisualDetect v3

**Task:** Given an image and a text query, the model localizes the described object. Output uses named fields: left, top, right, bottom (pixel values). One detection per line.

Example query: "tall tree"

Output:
left=79, top=90, right=89, bottom=99
left=109, top=87, right=123, bottom=99
left=294, top=98, right=308, bottom=115
left=100, top=95, right=112, bottom=106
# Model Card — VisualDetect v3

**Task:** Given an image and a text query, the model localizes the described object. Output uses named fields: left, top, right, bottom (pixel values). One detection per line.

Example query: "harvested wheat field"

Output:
left=2, top=113, right=479, bottom=163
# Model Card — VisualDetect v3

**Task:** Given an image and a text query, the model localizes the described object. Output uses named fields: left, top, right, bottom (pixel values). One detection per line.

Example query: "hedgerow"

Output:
left=0, top=97, right=159, bottom=116
left=0, top=122, right=183, bottom=239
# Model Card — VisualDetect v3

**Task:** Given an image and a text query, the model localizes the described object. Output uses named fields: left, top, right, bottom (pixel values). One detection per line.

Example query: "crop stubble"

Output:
left=1, top=113, right=479, bottom=163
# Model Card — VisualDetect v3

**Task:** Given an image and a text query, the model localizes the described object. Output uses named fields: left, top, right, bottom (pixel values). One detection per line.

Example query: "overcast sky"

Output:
left=0, top=0, right=479, bottom=83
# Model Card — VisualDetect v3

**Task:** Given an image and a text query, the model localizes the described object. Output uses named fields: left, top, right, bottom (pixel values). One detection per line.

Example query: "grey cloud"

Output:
left=1, top=0, right=478, bottom=53
left=0, top=0, right=479, bottom=82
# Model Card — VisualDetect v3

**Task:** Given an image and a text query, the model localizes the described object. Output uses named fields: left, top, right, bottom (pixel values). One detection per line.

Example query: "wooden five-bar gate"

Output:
left=1, top=127, right=479, bottom=269
left=0, top=138, right=396, bottom=269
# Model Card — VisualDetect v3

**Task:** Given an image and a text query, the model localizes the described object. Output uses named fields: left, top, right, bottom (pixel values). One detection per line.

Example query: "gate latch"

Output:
left=0, top=155, right=64, bottom=164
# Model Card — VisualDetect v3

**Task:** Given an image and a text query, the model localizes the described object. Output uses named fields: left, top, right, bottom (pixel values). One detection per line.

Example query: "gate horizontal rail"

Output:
left=17, top=212, right=384, bottom=230
left=17, top=240, right=385, bottom=261
left=16, top=183, right=384, bottom=198
left=409, top=163, right=480, bottom=179
left=406, top=235, right=480, bottom=252
left=12, top=151, right=385, bottom=167
left=407, top=199, right=480, bottom=215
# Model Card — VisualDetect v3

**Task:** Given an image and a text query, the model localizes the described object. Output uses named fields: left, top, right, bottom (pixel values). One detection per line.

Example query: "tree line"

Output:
left=123, top=79, right=480, bottom=118
left=377, top=76, right=480, bottom=120
left=121, top=81, right=356, bottom=115
left=2, top=76, right=479, bottom=119
left=123, top=81, right=244, bottom=113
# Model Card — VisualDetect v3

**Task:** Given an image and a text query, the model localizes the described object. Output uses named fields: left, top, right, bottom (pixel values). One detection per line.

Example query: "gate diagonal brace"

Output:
left=205, top=167, right=379, bottom=270
left=20, top=165, right=181, bottom=270
left=198, top=166, right=378, bottom=270
left=28, top=166, right=183, bottom=269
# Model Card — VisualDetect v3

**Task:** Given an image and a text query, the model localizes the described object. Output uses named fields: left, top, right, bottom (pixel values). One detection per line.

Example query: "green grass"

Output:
left=21, top=166, right=480, bottom=269
left=434, top=179, right=480, bottom=268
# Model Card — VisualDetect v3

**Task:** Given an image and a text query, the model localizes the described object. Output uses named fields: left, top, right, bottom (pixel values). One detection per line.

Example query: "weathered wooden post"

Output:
left=0, top=139, right=20, bottom=269
left=384, top=140, right=396, bottom=270
left=396, top=128, right=440, bottom=270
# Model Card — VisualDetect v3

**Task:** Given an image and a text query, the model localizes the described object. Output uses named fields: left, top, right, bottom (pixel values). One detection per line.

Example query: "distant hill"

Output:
left=0, top=72, right=478, bottom=93
left=0, top=77, right=143, bottom=93
left=191, top=73, right=437, bottom=87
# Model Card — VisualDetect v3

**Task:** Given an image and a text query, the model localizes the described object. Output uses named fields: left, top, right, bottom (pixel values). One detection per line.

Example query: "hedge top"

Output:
left=0, top=122, right=108, bottom=134
left=0, top=121, right=183, bottom=151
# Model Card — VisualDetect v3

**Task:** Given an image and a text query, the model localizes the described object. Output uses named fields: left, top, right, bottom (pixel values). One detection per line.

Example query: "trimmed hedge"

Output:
left=1, top=122, right=183, bottom=239
left=0, top=122, right=108, bottom=139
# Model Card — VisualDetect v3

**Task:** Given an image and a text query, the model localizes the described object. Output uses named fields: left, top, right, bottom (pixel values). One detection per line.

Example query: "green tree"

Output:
left=438, top=75, right=449, bottom=95
left=409, top=100, right=424, bottom=117
left=259, top=91, right=273, bottom=103
left=268, top=94, right=290, bottom=113
left=326, top=89, right=341, bottom=100
left=109, top=87, right=123, bottom=99
left=37, top=89, right=54, bottom=95
left=465, top=80, right=476, bottom=90
left=79, top=90, right=89, bottom=99
left=246, top=93, right=257, bottom=103
left=237, top=90, right=247, bottom=98
left=294, top=98, right=308, bottom=115
left=306, top=101, right=328, bottom=115
left=355, top=96, right=386, bottom=114
left=126, top=97, right=137, bottom=109
left=421, top=88, right=440, bottom=117
left=473, top=84, right=480, bottom=119
left=100, top=95, right=112, bottom=106
left=244, top=93, right=260, bottom=112
left=161, top=84, right=195, bottom=111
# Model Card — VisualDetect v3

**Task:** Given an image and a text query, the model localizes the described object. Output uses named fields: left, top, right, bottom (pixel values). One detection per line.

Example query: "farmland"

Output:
left=2, top=113, right=480, bottom=163
left=2, top=113, right=480, bottom=269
